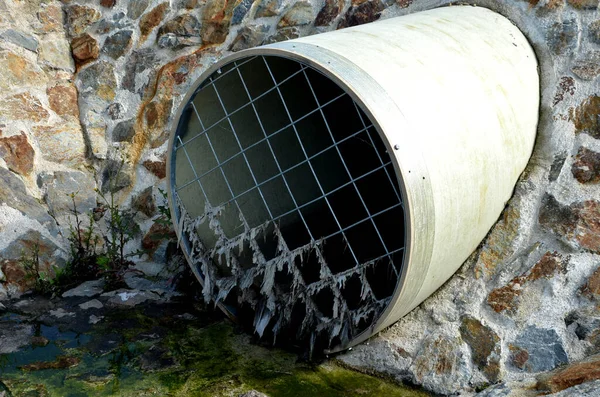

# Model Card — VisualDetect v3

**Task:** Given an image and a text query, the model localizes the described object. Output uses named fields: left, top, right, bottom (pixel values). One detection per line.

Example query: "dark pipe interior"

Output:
left=172, top=55, right=405, bottom=351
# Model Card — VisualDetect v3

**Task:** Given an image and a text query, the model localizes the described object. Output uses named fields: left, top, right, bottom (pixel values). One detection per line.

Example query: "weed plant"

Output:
left=22, top=161, right=183, bottom=295
left=21, top=243, right=54, bottom=295
left=23, top=162, right=147, bottom=294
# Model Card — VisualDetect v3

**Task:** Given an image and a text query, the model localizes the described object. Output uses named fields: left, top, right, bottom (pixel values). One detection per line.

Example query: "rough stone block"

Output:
left=0, top=29, right=38, bottom=52
left=32, top=122, right=86, bottom=167
left=511, top=327, right=568, bottom=372
left=40, top=171, right=97, bottom=216
left=0, top=132, right=35, bottom=176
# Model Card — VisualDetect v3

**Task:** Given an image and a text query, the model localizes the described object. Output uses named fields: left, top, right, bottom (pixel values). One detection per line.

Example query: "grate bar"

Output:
left=234, top=59, right=315, bottom=240
left=177, top=55, right=405, bottom=268
left=317, top=202, right=403, bottom=258
left=182, top=151, right=395, bottom=234
left=176, top=135, right=210, bottom=203
left=175, top=116, right=369, bottom=194
left=178, top=63, right=311, bottom=149
left=211, top=76, right=276, bottom=222
left=191, top=102, right=248, bottom=229
left=307, top=246, right=404, bottom=286
left=173, top=55, right=407, bottom=345
left=191, top=102, right=236, bottom=202
left=302, top=69, right=399, bottom=278
left=271, top=163, right=397, bottom=227
left=193, top=56, right=257, bottom=93
left=353, top=101, right=402, bottom=203
left=261, top=56, right=362, bottom=267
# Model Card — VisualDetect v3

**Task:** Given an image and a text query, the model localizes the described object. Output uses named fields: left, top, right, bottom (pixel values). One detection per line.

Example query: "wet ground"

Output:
left=0, top=280, right=428, bottom=397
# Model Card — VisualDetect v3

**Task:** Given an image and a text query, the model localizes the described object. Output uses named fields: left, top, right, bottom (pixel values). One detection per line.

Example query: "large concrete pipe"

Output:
left=167, top=5, right=539, bottom=353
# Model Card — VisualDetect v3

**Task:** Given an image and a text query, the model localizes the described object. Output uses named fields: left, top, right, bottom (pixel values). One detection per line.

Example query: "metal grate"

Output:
left=171, top=55, right=406, bottom=351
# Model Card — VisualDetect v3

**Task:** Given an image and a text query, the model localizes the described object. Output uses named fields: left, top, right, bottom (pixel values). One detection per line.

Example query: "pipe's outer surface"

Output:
left=168, top=5, right=539, bottom=351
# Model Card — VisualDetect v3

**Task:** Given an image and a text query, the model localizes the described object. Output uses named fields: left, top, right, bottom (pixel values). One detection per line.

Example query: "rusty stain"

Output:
left=487, top=252, right=566, bottom=313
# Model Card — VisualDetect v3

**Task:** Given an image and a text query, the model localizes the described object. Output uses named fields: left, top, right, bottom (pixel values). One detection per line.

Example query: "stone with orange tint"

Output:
left=0, top=132, right=35, bottom=176
left=0, top=93, right=49, bottom=123
left=140, top=3, right=169, bottom=43
left=71, top=33, right=99, bottom=67
left=537, top=353, right=600, bottom=393
left=47, top=83, right=80, bottom=118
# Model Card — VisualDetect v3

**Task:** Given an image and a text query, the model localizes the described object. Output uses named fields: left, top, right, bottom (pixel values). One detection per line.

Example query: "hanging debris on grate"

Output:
left=176, top=195, right=391, bottom=353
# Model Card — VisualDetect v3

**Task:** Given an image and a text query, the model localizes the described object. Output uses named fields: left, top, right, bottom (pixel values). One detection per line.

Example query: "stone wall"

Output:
left=337, top=1, right=600, bottom=394
left=0, top=0, right=599, bottom=394
left=0, top=0, right=90, bottom=297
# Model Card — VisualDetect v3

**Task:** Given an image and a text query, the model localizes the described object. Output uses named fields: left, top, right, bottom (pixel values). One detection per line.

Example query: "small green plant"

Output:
left=21, top=194, right=102, bottom=296
left=59, top=193, right=102, bottom=288
left=21, top=242, right=55, bottom=295
left=150, top=188, right=175, bottom=241
left=22, top=162, right=145, bottom=295
left=95, top=186, right=143, bottom=288
left=67, top=193, right=99, bottom=262
left=143, top=188, right=195, bottom=293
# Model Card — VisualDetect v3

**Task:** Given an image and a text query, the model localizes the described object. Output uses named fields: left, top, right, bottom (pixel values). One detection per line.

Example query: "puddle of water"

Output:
left=0, top=305, right=429, bottom=397
left=0, top=313, right=25, bottom=323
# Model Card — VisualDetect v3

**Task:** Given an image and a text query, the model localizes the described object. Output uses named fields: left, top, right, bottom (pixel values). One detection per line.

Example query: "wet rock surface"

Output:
left=0, top=324, right=34, bottom=355
left=0, top=277, right=426, bottom=397
left=62, top=280, right=105, bottom=298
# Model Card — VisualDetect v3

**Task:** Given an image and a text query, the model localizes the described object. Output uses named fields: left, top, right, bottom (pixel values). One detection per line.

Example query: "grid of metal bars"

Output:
left=172, top=55, right=406, bottom=342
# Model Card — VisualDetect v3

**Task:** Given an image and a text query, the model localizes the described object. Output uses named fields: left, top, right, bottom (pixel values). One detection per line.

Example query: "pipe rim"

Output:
left=166, top=44, right=435, bottom=352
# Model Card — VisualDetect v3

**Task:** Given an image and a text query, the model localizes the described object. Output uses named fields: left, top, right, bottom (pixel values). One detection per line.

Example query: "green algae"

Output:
left=159, top=323, right=428, bottom=397
left=0, top=306, right=428, bottom=397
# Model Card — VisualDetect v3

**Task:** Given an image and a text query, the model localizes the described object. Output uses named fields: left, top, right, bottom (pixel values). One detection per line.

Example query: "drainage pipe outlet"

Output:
left=167, top=5, right=539, bottom=353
